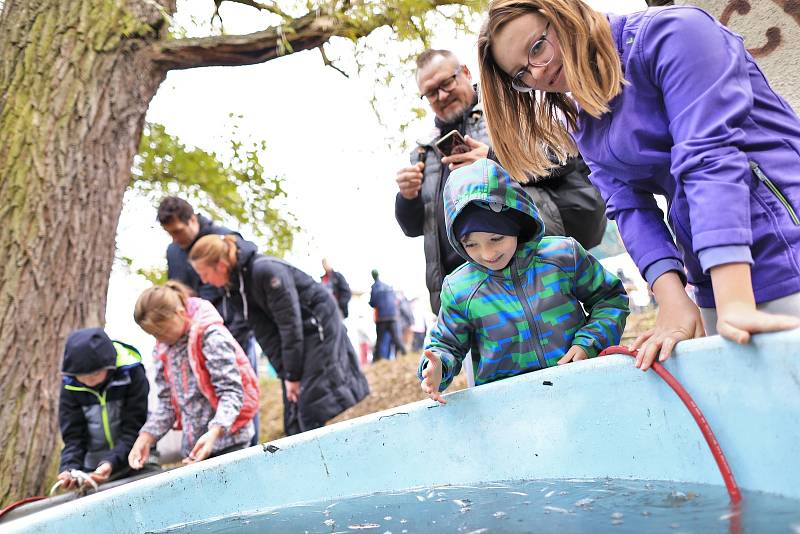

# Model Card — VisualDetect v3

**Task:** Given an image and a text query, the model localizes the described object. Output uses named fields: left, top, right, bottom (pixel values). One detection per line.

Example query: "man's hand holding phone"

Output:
left=396, top=161, right=425, bottom=200
left=441, top=135, right=489, bottom=171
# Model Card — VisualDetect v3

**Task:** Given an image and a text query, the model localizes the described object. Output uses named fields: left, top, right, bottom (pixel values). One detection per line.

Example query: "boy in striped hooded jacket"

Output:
left=419, top=158, right=629, bottom=403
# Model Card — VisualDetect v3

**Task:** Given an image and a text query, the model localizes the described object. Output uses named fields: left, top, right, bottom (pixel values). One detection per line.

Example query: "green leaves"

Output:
left=131, top=120, right=299, bottom=258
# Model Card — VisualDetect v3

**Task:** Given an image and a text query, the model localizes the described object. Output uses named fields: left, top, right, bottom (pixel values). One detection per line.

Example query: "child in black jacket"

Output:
left=58, top=328, right=149, bottom=489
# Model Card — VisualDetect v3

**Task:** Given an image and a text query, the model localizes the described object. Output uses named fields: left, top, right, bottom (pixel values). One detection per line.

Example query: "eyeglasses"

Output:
left=420, top=66, right=462, bottom=102
left=511, top=22, right=554, bottom=93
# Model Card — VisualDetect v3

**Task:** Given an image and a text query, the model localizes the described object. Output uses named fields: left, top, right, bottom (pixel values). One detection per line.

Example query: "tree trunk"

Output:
left=0, top=0, right=168, bottom=504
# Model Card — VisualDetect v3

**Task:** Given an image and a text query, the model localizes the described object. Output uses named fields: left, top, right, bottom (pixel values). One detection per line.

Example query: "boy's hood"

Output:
left=444, top=158, right=545, bottom=266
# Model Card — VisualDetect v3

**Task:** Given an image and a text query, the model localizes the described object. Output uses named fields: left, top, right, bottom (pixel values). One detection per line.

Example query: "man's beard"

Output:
left=437, top=99, right=472, bottom=124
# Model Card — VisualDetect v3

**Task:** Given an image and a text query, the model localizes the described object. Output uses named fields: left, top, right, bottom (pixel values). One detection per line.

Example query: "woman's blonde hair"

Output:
left=188, top=234, right=238, bottom=270
left=134, top=280, right=193, bottom=336
left=477, top=0, right=624, bottom=181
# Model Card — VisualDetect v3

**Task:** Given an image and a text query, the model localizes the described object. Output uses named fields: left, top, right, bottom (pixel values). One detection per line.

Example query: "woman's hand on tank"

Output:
left=711, top=263, right=800, bottom=343
left=184, top=426, right=224, bottom=464
left=284, top=380, right=301, bottom=403
left=420, top=350, right=447, bottom=405
left=128, top=432, right=156, bottom=470
left=557, top=345, right=588, bottom=365
left=633, top=273, right=704, bottom=370
left=716, top=307, right=800, bottom=344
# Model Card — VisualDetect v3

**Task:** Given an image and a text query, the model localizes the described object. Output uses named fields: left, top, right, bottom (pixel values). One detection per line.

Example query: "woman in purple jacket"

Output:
left=476, top=1, right=800, bottom=370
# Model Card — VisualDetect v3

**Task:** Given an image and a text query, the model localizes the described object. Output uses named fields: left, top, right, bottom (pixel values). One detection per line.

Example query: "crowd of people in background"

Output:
left=56, top=0, right=800, bottom=495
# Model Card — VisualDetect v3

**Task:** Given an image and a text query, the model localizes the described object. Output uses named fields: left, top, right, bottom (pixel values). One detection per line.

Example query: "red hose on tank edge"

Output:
left=599, top=345, right=743, bottom=504
left=0, top=496, right=46, bottom=520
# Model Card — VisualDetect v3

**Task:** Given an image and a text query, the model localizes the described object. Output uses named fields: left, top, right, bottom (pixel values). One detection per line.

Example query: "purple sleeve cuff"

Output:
left=697, top=245, right=753, bottom=275
left=644, top=259, right=686, bottom=288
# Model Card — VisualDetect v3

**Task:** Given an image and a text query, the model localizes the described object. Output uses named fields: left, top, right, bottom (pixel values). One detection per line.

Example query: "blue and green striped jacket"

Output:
left=419, top=159, right=629, bottom=390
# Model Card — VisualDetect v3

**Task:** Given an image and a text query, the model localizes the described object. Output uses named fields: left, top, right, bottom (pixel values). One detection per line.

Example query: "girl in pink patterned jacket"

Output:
left=128, top=281, right=259, bottom=469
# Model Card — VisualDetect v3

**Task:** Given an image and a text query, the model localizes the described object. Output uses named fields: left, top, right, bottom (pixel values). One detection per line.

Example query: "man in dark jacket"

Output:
left=157, top=196, right=260, bottom=444
left=395, top=49, right=607, bottom=313
left=320, top=258, right=352, bottom=318
left=369, top=270, right=405, bottom=360
left=58, top=328, right=149, bottom=490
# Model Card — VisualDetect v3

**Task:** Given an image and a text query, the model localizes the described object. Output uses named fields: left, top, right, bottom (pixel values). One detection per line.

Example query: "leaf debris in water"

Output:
left=543, top=506, right=569, bottom=514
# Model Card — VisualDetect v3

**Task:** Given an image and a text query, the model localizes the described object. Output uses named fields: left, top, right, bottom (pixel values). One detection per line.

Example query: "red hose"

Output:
left=0, top=496, right=46, bottom=520
left=599, top=345, right=742, bottom=504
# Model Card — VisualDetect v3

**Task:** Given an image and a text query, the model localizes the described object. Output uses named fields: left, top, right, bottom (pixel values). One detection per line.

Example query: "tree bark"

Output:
left=0, top=0, right=168, bottom=504
left=0, top=0, right=474, bottom=506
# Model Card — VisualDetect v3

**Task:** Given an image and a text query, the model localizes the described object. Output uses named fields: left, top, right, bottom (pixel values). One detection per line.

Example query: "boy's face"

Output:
left=74, top=368, right=109, bottom=388
left=460, top=232, right=518, bottom=270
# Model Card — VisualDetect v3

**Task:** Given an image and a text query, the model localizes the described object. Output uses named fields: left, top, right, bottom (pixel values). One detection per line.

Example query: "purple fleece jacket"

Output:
left=573, top=6, right=800, bottom=308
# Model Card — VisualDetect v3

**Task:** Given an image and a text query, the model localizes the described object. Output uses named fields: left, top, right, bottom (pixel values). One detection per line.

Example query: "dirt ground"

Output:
left=258, top=308, right=656, bottom=443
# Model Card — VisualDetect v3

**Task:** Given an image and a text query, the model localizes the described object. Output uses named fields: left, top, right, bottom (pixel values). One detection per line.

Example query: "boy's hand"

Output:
left=184, top=426, right=224, bottom=464
left=57, top=470, right=78, bottom=490
left=557, top=345, right=588, bottom=365
left=420, top=350, right=447, bottom=405
left=86, top=462, right=112, bottom=487
left=128, top=432, right=155, bottom=470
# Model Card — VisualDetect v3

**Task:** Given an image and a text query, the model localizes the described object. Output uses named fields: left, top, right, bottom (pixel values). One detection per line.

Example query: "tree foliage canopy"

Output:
left=132, top=120, right=298, bottom=256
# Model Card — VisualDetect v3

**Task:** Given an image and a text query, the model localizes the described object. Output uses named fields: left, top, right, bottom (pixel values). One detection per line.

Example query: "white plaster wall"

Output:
left=677, top=0, right=800, bottom=111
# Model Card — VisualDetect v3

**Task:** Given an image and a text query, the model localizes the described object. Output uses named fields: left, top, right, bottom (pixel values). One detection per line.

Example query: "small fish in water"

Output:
left=383, top=516, right=392, bottom=521
left=543, top=506, right=569, bottom=514
left=426, top=491, right=436, bottom=499
left=415, top=495, right=425, bottom=502
left=465, top=529, right=489, bottom=534
left=575, top=498, right=594, bottom=507
left=611, top=512, right=623, bottom=520
left=666, top=491, right=697, bottom=505
left=323, top=519, right=336, bottom=527
left=544, top=490, right=555, bottom=498
left=348, top=523, right=381, bottom=530
left=493, top=511, right=507, bottom=519
left=453, top=499, right=470, bottom=507
left=507, top=491, right=528, bottom=496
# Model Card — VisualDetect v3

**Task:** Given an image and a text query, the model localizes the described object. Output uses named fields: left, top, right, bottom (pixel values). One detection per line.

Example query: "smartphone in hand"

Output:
left=435, top=130, right=470, bottom=157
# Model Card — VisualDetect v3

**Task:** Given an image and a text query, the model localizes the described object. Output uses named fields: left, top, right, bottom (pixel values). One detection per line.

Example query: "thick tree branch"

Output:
left=149, top=0, right=468, bottom=71
left=150, top=12, right=337, bottom=70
